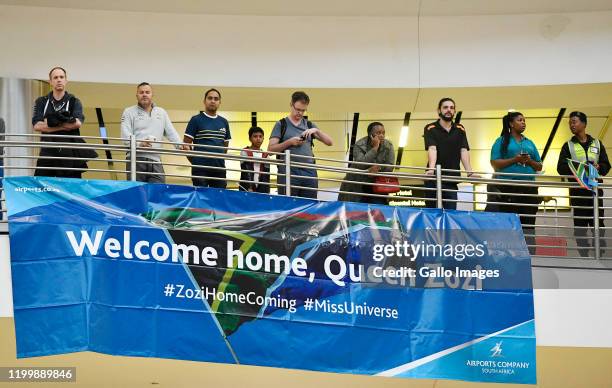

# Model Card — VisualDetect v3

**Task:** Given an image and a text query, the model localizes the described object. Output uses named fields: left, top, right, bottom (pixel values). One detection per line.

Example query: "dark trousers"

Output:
left=360, top=182, right=389, bottom=205
left=34, top=147, right=86, bottom=179
left=425, top=181, right=458, bottom=210
left=126, top=157, right=166, bottom=183
left=570, top=188, right=606, bottom=257
left=192, top=167, right=227, bottom=189
left=239, top=183, right=270, bottom=194
left=34, top=162, right=82, bottom=178
left=492, top=184, right=540, bottom=255
left=277, top=175, right=318, bottom=199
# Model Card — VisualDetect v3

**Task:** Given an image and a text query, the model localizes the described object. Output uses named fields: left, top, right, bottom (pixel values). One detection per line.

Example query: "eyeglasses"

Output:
left=291, top=104, right=307, bottom=114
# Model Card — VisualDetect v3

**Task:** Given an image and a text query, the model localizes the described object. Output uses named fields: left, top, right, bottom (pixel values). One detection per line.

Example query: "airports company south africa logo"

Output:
left=490, top=341, right=503, bottom=357
left=465, top=339, right=530, bottom=376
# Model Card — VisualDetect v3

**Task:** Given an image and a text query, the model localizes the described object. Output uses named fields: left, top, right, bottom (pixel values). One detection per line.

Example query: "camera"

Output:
left=46, top=110, right=76, bottom=127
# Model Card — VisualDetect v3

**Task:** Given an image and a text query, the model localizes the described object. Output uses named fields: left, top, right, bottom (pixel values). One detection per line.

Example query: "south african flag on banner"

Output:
left=5, top=177, right=537, bottom=384
left=567, top=158, right=599, bottom=191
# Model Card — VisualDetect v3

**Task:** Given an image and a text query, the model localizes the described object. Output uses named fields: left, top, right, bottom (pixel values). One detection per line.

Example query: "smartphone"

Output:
left=519, top=152, right=528, bottom=166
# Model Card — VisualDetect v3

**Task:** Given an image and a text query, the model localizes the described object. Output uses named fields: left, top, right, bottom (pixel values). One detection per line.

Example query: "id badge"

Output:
left=589, top=146, right=599, bottom=154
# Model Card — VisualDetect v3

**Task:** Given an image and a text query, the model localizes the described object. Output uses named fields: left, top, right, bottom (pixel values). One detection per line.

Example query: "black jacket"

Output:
left=557, top=135, right=610, bottom=177
left=239, top=148, right=270, bottom=193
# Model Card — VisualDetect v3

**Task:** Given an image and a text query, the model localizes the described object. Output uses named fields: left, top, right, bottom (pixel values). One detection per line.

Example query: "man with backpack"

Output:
left=267, top=91, right=333, bottom=199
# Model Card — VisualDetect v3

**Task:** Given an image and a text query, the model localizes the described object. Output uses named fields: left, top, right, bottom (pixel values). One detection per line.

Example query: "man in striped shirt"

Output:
left=183, top=88, right=231, bottom=188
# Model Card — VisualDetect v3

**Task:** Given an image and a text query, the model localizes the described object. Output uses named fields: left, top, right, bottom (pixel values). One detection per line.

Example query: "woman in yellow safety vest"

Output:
left=556, top=111, right=610, bottom=258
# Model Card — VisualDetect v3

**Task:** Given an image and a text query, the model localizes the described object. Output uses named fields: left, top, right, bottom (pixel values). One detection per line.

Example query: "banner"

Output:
left=5, top=177, right=536, bottom=384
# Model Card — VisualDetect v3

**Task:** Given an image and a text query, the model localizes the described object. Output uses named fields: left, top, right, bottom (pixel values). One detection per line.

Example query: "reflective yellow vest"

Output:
left=568, top=138, right=600, bottom=164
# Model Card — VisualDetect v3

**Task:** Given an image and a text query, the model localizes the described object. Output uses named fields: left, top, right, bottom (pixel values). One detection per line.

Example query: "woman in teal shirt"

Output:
left=489, top=111, right=542, bottom=253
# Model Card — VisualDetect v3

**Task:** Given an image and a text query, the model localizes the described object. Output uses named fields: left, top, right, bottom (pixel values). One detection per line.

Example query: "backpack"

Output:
left=278, top=118, right=314, bottom=147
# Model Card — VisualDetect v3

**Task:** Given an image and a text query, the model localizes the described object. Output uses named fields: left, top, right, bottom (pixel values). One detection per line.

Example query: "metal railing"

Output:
left=1, top=133, right=611, bottom=264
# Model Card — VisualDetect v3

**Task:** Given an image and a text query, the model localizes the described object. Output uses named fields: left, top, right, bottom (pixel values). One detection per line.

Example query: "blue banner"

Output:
left=5, top=177, right=536, bottom=384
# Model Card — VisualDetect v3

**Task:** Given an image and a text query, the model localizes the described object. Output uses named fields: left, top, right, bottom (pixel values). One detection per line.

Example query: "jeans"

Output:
left=192, top=167, right=227, bottom=189
left=277, top=175, right=318, bottom=199
left=425, top=180, right=457, bottom=210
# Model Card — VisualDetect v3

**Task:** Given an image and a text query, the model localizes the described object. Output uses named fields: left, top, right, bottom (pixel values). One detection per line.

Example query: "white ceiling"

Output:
left=2, top=0, right=612, bottom=17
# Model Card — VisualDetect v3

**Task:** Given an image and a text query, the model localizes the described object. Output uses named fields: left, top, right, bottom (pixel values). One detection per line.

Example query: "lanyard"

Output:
left=43, top=96, right=71, bottom=116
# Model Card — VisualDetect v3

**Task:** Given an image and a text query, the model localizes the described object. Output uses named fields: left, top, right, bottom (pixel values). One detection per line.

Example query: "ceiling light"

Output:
left=399, top=126, right=409, bottom=148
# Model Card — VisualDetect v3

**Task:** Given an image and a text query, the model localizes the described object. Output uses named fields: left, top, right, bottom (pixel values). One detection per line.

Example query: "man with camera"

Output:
left=268, top=91, right=333, bottom=199
left=32, top=66, right=92, bottom=178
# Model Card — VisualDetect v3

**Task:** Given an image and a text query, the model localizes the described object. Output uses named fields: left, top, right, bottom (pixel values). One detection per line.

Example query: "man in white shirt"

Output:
left=121, top=82, right=184, bottom=183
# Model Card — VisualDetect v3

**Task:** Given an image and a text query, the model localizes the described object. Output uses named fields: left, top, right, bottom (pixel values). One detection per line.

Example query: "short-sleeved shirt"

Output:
left=32, top=92, right=85, bottom=140
left=423, top=121, right=469, bottom=176
left=270, top=117, right=317, bottom=177
left=184, top=112, right=231, bottom=168
left=491, top=135, right=541, bottom=180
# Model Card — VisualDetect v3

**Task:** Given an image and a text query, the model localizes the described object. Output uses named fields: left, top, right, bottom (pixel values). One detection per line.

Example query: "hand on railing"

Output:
left=138, top=136, right=155, bottom=148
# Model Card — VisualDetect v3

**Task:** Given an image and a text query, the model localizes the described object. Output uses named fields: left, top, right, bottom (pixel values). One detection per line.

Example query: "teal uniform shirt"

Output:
left=490, top=135, right=541, bottom=180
